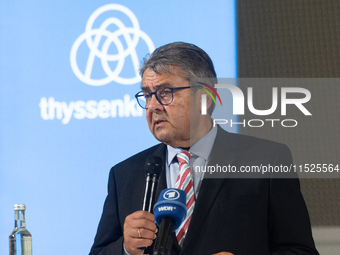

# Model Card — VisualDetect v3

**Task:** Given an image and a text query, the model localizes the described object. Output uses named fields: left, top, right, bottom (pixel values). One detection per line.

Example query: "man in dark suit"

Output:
left=89, top=42, right=319, bottom=255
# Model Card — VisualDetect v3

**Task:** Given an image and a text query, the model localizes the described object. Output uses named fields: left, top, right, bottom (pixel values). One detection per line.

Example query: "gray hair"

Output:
left=139, top=42, right=217, bottom=80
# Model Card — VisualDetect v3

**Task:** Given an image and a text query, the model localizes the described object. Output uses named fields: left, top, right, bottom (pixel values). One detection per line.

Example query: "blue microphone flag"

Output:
left=153, top=188, right=187, bottom=231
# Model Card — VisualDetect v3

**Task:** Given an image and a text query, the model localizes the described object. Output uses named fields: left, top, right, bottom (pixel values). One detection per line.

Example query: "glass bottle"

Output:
left=9, top=204, right=32, bottom=255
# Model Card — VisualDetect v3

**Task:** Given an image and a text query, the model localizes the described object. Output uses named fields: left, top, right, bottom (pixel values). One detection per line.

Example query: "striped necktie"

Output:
left=175, top=151, right=195, bottom=247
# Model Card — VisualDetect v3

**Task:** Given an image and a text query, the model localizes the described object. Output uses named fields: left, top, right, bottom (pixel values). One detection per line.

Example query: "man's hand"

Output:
left=124, top=210, right=158, bottom=255
left=212, top=253, right=234, bottom=255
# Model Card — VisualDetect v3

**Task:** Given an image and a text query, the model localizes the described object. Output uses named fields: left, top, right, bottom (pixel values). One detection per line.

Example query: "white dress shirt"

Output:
left=166, top=125, right=217, bottom=197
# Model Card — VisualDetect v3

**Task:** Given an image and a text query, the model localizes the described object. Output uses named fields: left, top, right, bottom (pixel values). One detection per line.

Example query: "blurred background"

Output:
left=0, top=1, right=236, bottom=254
left=237, top=1, right=340, bottom=254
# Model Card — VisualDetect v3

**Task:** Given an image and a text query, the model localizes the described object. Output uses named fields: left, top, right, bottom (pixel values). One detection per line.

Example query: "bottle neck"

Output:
left=20, top=210, right=26, bottom=228
left=14, top=210, right=19, bottom=228
left=15, top=209, right=26, bottom=228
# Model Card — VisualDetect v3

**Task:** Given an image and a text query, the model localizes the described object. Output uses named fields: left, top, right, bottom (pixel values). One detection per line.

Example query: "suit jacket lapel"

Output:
left=181, top=126, right=238, bottom=252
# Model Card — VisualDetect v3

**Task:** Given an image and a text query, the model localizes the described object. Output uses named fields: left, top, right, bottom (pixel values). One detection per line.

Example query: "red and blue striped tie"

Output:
left=175, top=151, right=195, bottom=246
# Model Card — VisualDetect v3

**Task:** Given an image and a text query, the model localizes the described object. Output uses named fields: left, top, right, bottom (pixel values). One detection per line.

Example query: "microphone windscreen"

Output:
left=145, top=155, right=163, bottom=176
left=153, top=188, right=187, bottom=230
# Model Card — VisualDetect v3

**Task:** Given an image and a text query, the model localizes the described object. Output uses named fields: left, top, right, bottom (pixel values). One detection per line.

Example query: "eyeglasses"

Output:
left=135, top=85, right=201, bottom=109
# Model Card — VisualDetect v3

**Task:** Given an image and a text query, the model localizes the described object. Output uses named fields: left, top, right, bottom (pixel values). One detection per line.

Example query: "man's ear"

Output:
left=198, top=90, right=214, bottom=115
left=206, top=92, right=214, bottom=109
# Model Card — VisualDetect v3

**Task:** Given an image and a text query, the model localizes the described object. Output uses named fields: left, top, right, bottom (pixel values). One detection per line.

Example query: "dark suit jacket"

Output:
left=89, top=126, right=319, bottom=255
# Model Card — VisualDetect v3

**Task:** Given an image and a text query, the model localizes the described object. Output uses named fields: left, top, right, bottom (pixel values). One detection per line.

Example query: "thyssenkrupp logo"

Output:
left=70, top=4, right=155, bottom=86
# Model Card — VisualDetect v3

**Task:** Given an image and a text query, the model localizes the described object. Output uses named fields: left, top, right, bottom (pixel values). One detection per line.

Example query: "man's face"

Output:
left=142, top=67, right=193, bottom=148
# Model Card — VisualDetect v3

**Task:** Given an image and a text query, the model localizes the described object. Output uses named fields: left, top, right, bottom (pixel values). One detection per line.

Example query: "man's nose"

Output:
left=147, top=94, right=164, bottom=112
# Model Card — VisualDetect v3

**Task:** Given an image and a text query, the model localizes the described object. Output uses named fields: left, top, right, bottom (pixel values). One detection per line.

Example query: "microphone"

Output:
left=153, top=188, right=187, bottom=255
left=141, top=155, right=163, bottom=212
left=138, top=155, right=163, bottom=251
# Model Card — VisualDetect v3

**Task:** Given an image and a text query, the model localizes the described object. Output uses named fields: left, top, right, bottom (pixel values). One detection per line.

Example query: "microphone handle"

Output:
left=142, top=174, right=158, bottom=212
left=139, top=174, right=158, bottom=251
left=153, top=217, right=176, bottom=255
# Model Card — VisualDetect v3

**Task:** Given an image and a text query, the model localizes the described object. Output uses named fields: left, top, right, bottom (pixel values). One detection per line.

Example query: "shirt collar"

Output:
left=166, top=125, right=218, bottom=166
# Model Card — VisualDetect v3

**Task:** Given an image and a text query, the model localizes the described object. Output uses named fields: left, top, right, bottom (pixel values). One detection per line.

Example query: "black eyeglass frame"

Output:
left=135, top=85, right=202, bottom=109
